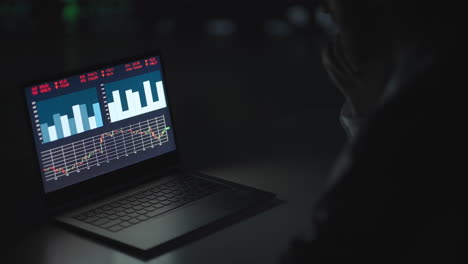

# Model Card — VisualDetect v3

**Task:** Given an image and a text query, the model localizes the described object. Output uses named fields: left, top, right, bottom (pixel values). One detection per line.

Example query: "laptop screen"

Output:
left=24, top=56, right=177, bottom=193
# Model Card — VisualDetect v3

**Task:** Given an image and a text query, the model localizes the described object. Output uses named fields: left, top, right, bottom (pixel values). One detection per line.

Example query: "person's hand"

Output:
left=321, top=35, right=386, bottom=118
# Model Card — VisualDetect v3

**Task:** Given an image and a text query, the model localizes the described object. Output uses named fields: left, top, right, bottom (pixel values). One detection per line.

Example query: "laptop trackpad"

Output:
left=117, top=190, right=252, bottom=250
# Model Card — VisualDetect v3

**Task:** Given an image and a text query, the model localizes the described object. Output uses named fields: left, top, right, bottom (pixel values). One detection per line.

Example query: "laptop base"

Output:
left=56, top=170, right=275, bottom=250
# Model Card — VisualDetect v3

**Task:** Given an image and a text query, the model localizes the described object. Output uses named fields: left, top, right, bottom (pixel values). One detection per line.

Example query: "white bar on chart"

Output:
left=132, top=91, right=142, bottom=116
left=110, top=90, right=124, bottom=122
left=60, top=115, right=71, bottom=137
left=141, top=81, right=166, bottom=112
left=88, top=116, right=97, bottom=129
left=143, top=80, right=153, bottom=106
left=121, top=109, right=130, bottom=120
left=108, top=81, right=168, bottom=123
left=108, top=102, right=116, bottom=122
left=48, top=125, right=58, bottom=141
left=155, top=81, right=167, bottom=108
left=125, top=89, right=136, bottom=117
left=72, top=105, right=84, bottom=133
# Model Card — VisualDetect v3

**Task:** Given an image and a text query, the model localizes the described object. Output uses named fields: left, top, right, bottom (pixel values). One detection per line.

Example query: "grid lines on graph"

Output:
left=40, top=115, right=169, bottom=181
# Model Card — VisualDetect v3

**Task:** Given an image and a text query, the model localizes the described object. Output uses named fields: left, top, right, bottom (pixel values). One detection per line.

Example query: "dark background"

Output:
left=2, top=0, right=346, bottom=261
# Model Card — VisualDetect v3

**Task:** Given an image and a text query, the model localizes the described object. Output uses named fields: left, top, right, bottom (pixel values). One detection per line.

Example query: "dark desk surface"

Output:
left=7, top=112, right=343, bottom=264
left=3, top=34, right=345, bottom=263
left=7, top=161, right=328, bottom=264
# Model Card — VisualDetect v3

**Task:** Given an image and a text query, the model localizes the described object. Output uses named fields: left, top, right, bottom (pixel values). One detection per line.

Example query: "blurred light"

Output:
left=205, top=18, right=237, bottom=36
left=315, top=7, right=339, bottom=36
left=264, top=19, right=292, bottom=37
left=285, top=5, right=310, bottom=27
left=63, top=0, right=80, bottom=25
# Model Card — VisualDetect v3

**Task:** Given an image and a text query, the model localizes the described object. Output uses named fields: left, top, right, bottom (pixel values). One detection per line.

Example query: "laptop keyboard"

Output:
left=73, top=175, right=229, bottom=232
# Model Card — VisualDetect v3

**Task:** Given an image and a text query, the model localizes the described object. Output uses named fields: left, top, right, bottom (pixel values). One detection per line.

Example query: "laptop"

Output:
left=23, top=52, right=275, bottom=251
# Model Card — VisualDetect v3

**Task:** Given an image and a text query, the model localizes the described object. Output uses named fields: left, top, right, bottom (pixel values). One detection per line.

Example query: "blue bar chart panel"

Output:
left=36, top=88, right=103, bottom=144
left=104, top=71, right=167, bottom=123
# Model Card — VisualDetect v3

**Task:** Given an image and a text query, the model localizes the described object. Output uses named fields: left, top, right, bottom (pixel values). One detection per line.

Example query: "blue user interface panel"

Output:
left=25, top=56, right=176, bottom=193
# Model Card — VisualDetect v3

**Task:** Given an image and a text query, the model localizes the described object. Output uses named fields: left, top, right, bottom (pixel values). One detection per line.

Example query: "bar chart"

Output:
left=104, top=71, right=167, bottom=123
left=40, top=115, right=170, bottom=180
left=36, top=88, right=103, bottom=144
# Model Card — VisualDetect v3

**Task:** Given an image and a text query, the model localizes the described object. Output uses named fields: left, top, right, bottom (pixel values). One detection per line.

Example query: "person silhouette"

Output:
left=281, top=1, right=466, bottom=263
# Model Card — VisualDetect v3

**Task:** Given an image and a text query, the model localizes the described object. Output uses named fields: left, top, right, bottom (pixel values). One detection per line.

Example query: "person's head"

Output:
left=319, top=0, right=458, bottom=69
left=318, top=0, right=460, bottom=115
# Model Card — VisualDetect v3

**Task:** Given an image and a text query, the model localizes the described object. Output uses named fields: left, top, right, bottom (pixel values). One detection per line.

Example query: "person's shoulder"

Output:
left=351, top=52, right=464, bottom=185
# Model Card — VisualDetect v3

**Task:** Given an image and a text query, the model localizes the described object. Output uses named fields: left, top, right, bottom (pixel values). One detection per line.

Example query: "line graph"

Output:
left=40, top=115, right=170, bottom=181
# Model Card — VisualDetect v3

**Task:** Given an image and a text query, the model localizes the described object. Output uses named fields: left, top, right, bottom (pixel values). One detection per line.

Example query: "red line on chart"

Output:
left=44, top=126, right=170, bottom=175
